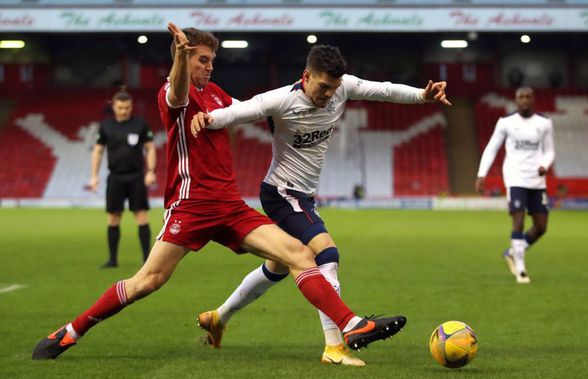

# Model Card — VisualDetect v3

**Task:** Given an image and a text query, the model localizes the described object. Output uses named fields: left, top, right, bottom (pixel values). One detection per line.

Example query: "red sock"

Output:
left=71, top=281, right=129, bottom=336
left=295, top=268, right=355, bottom=330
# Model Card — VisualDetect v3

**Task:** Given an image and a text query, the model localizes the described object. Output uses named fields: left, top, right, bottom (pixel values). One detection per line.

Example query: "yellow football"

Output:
left=429, top=321, right=478, bottom=368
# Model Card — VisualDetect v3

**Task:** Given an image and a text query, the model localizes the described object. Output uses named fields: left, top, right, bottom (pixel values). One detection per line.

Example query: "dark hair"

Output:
left=515, top=86, right=534, bottom=97
left=306, top=45, right=347, bottom=78
left=112, top=85, right=132, bottom=103
left=170, top=28, right=219, bottom=60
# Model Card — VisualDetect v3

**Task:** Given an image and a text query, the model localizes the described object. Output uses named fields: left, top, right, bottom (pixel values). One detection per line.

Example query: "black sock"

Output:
left=138, top=224, right=151, bottom=262
left=107, top=225, right=120, bottom=263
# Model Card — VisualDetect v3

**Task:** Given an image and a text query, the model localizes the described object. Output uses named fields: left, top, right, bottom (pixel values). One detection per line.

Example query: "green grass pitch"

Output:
left=1, top=208, right=586, bottom=378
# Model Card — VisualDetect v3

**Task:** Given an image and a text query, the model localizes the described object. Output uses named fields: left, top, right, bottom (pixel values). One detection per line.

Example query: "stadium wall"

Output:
left=2, top=196, right=587, bottom=211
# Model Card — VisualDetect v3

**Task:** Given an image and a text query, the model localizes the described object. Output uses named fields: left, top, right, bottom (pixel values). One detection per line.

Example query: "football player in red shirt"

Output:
left=32, top=23, right=406, bottom=360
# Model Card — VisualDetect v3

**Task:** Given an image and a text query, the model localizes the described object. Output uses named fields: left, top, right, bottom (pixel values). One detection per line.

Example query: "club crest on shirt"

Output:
left=211, top=94, right=224, bottom=107
left=169, top=221, right=181, bottom=235
left=127, top=133, right=139, bottom=146
left=326, top=99, right=336, bottom=114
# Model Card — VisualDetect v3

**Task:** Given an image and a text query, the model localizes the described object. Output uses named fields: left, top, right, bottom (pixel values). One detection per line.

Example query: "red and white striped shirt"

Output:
left=157, top=80, right=241, bottom=208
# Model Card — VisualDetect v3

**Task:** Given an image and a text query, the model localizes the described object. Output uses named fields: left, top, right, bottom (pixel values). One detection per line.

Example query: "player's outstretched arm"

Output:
left=167, top=22, right=198, bottom=108
left=422, top=80, right=452, bottom=106
left=345, top=74, right=450, bottom=105
left=190, top=88, right=285, bottom=138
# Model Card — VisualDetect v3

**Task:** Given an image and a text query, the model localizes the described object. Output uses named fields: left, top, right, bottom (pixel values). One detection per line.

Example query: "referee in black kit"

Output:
left=89, top=88, right=157, bottom=268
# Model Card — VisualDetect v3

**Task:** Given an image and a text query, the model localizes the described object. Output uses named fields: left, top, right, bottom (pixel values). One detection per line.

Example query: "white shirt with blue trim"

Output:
left=207, top=74, right=425, bottom=196
left=477, top=112, right=555, bottom=189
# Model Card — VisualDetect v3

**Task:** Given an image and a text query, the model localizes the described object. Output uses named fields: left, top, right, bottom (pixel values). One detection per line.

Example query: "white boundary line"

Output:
left=0, top=284, right=27, bottom=294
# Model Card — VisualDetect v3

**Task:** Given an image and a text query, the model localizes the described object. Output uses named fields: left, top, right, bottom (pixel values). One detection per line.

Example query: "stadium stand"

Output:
left=0, top=89, right=167, bottom=199
left=0, top=92, right=450, bottom=199
left=231, top=122, right=273, bottom=197
left=393, top=126, right=449, bottom=196
left=3, top=85, right=588, bottom=200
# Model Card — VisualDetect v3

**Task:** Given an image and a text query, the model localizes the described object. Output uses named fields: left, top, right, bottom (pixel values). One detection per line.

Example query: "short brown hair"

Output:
left=170, top=28, right=219, bottom=60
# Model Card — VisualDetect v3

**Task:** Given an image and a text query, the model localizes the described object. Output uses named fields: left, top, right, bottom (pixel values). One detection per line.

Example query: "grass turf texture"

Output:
left=1, top=208, right=586, bottom=378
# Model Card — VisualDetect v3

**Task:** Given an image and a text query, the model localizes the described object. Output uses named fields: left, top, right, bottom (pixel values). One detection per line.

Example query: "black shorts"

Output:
left=106, top=172, right=150, bottom=213
left=259, top=182, right=327, bottom=244
left=507, top=187, right=549, bottom=215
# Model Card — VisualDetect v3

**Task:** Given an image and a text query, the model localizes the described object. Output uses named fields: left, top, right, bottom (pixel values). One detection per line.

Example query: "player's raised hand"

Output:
left=191, top=112, right=215, bottom=137
left=168, top=22, right=198, bottom=56
left=423, top=80, right=452, bottom=106
left=475, top=177, right=485, bottom=193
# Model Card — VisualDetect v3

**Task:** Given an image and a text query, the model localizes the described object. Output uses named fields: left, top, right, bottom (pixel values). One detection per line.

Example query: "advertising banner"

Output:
left=1, top=8, right=588, bottom=32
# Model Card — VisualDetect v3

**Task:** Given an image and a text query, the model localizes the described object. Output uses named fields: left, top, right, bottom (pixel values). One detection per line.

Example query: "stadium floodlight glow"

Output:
left=441, top=40, right=468, bottom=49
left=0, top=40, right=25, bottom=49
left=307, top=35, right=318, bottom=44
left=137, top=35, right=148, bottom=44
left=221, top=40, right=248, bottom=49
left=520, top=35, right=531, bottom=44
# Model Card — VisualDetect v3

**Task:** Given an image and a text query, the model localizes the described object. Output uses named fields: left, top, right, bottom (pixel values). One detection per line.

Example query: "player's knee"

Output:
left=135, top=211, right=149, bottom=225
left=108, top=213, right=122, bottom=226
left=283, top=239, right=315, bottom=270
left=133, top=273, right=167, bottom=298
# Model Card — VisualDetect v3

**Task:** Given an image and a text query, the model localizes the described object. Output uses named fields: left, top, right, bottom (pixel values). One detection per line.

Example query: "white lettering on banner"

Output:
left=1, top=8, right=587, bottom=32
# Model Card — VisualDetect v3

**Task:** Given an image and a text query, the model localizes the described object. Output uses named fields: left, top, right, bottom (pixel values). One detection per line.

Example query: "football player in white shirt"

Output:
left=193, top=45, right=450, bottom=366
left=476, top=87, right=555, bottom=284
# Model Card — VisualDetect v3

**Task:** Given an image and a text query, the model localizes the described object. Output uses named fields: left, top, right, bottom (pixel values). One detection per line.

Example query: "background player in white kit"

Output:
left=476, top=87, right=555, bottom=284
left=192, top=45, right=450, bottom=366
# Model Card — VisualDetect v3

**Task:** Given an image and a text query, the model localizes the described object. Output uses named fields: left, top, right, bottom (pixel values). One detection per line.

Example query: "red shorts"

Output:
left=157, top=199, right=273, bottom=253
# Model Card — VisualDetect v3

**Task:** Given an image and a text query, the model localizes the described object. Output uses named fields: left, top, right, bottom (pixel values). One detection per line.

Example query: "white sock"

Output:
left=342, top=316, right=364, bottom=333
left=317, top=262, right=343, bottom=346
left=511, top=239, right=527, bottom=274
left=323, top=328, right=343, bottom=347
left=66, top=323, right=80, bottom=341
left=216, top=265, right=281, bottom=324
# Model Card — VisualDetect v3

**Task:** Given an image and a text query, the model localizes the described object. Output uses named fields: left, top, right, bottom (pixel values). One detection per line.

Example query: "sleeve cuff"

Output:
left=165, top=87, right=189, bottom=109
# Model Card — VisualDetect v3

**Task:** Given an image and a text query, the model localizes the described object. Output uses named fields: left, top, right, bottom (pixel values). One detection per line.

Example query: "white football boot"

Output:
left=503, top=248, right=517, bottom=277
left=513, top=248, right=531, bottom=284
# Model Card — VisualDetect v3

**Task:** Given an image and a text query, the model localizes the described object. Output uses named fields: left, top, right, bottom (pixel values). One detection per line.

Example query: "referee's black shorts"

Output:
left=106, top=172, right=150, bottom=213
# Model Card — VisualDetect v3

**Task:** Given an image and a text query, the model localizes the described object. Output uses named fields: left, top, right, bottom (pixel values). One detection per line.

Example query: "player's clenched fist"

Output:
left=191, top=112, right=215, bottom=137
